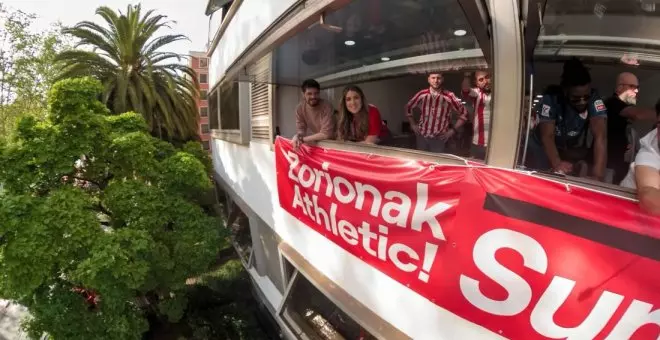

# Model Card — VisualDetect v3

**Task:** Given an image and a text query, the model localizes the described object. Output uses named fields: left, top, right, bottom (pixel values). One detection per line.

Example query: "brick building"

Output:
left=189, top=51, right=210, bottom=151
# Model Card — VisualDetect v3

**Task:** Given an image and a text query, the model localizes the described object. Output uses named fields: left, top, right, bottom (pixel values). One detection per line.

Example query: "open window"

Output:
left=278, top=243, right=409, bottom=340
left=519, top=0, right=659, bottom=197
left=224, top=195, right=253, bottom=267
left=235, top=0, right=494, bottom=162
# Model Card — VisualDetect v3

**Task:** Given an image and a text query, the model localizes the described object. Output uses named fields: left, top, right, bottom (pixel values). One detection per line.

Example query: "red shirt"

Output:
left=406, top=88, right=468, bottom=138
left=351, top=104, right=383, bottom=141
left=461, top=87, right=492, bottom=147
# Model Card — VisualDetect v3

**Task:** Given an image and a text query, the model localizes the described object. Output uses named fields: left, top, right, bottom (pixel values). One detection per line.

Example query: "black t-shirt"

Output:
left=604, top=94, right=630, bottom=167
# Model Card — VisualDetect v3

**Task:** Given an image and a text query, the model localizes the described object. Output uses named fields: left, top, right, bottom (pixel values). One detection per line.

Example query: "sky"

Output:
left=2, top=0, right=210, bottom=60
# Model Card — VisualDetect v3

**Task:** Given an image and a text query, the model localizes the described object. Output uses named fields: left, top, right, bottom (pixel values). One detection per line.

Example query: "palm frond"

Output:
left=54, top=4, right=199, bottom=140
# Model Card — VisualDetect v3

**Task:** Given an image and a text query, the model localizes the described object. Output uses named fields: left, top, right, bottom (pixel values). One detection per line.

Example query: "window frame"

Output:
left=515, top=0, right=641, bottom=201
left=200, top=89, right=208, bottom=100
left=248, top=53, right=277, bottom=145
left=210, top=77, right=250, bottom=145
left=199, top=58, right=209, bottom=68
left=199, top=73, right=209, bottom=84
left=208, top=87, right=220, bottom=129
left=200, top=106, right=209, bottom=117
left=277, top=242, right=410, bottom=340
left=212, top=0, right=527, bottom=170
left=201, top=123, right=210, bottom=134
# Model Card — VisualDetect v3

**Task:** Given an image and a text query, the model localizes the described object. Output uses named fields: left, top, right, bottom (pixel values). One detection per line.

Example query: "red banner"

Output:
left=274, top=137, right=660, bottom=340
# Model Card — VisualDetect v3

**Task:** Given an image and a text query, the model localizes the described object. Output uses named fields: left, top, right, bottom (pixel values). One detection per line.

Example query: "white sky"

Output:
left=3, top=0, right=210, bottom=59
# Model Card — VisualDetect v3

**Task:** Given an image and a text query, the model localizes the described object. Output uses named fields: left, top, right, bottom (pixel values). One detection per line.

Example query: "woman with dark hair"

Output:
left=336, top=85, right=385, bottom=144
left=526, top=57, right=608, bottom=181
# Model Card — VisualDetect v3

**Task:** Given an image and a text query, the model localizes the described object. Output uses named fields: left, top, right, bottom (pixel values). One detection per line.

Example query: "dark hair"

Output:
left=428, top=72, right=442, bottom=77
left=337, top=85, right=370, bottom=142
left=655, top=98, right=660, bottom=117
left=560, top=57, right=591, bottom=88
left=301, top=79, right=320, bottom=92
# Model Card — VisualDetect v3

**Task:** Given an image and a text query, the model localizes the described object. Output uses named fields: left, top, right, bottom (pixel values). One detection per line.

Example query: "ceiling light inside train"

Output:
left=344, top=40, right=356, bottom=46
left=381, top=57, right=390, bottom=61
left=454, top=29, right=467, bottom=36
left=641, top=1, right=656, bottom=12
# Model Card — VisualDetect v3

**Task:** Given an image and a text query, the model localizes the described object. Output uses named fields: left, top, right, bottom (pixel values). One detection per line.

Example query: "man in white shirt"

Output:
left=620, top=102, right=660, bottom=215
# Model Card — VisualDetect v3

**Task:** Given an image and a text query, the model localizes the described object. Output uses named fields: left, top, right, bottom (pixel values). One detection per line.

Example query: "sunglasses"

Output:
left=568, top=95, right=590, bottom=104
left=619, top=83, right=639, bottom=90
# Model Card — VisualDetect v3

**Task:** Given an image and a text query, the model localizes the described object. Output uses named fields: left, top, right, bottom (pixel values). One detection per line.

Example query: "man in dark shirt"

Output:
left=605, top=72, right=638, bottom=184
left=526, top=58, right=608, bottom=180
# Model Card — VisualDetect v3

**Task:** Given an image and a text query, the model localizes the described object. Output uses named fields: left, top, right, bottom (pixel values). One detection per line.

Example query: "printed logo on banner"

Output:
left=273, top=137, right=660, bottom=340
left=595, top=99, right=606, bottom=112
left=541, top=104, right=551, bottom=117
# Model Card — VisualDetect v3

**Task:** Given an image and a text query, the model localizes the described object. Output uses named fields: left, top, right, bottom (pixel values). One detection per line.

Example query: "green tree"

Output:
left=0, top=4, right=70, bottom=142
left=0, top=77, right=223, bottom=340
left=55, top=4, right=200, bottom=141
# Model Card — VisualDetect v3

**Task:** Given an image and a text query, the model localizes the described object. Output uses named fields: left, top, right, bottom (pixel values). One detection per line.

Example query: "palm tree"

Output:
left=55, top=4, right=199, bottom=141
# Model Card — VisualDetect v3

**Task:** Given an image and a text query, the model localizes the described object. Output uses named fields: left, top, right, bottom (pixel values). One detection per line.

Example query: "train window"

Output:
left=271, top=0, right=492, bottom=160
left=227, top=202, right=252, bottom=267
left=520, top=0, right=660, bottom=191
left=280, top=274, right=377, bottom=340
left=219, top=80, right=240, bottom=130
left=281, top=256, right=296, bottom=288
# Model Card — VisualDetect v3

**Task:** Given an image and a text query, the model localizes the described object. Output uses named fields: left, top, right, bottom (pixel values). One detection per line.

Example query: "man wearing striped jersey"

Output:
left=462, top=70, right=492, bottom=160
left=405, top=72, right=469, bottom=153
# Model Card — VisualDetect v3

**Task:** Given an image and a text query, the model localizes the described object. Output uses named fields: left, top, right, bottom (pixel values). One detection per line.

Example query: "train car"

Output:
left=203, top=0, right=660, bottom=339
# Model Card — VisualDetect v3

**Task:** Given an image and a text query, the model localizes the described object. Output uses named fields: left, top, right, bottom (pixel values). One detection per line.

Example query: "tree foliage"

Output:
left=0, top=4, right=70, bottom=142
left=55, top=4, right=200, bottom=141
left=0, top=77, right=223, bottom=339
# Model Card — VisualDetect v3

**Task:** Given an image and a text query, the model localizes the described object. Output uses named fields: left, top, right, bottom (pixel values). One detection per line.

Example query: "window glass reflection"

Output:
left=522, top=0, right=660, bottom=195
left=281, top=275, right=377, bottom=340
left=269, top=0, right=492, bottom=160
left=275, top=0, right=484, bottom=87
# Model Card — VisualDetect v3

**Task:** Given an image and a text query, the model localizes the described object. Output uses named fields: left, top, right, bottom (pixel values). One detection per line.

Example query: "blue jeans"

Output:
left=416, top=135, right=447, bottom=153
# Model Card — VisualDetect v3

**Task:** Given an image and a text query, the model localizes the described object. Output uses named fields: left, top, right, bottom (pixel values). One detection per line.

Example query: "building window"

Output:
left=209, top=89, right=219, bottom=129
left=199, top=58, right=208, bottom=68
left=281, top=274, right=377, bottom=340
left=272, top=0, right=491, bottom=159
left=221, top=1, right=234, bottom=21
left=219, top=80, right=240, bottom=130
left=199, top=73, right=208, bottom=84
left=201, top=124, right=210, bottom=134
left=200, top=107, right=208, bottom=117
left=518, top=0, right=660, bottom=189
left=200, top=90, right=208, bottom=100
left=202, top=140, right=210, bottom=150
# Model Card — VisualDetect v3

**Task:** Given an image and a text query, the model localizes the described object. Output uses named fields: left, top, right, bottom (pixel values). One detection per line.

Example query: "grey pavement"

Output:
left=0, top=300, right=29, bottom=340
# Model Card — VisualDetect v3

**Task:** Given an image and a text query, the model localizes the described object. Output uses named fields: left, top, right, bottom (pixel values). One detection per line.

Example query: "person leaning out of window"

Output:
left=335, top=85, right=385, bottom=144
left=292, top=79, right=335, bottom=151
left=620, top=99, right=660, bottom=215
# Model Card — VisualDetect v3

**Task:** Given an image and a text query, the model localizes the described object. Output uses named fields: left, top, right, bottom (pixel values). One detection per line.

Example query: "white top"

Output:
left=620, top=129, right=660, bottom=189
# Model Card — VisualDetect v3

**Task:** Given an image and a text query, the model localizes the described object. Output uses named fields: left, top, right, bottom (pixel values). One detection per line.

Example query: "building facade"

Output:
left=204, top=0, right=660, bottom=339
left=189, top=51, right=211, bottom=151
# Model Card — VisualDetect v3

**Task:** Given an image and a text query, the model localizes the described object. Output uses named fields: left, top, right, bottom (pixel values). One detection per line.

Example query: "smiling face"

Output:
left=345, top=90, right=363, bottom=114
left=303, top=87, right=320, bottom=107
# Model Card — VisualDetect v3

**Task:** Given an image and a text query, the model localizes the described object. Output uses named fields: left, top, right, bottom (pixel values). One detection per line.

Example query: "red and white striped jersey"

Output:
left=462, top=87, right=492, bottom=147
left=406, top=88, right=468, bottom=138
